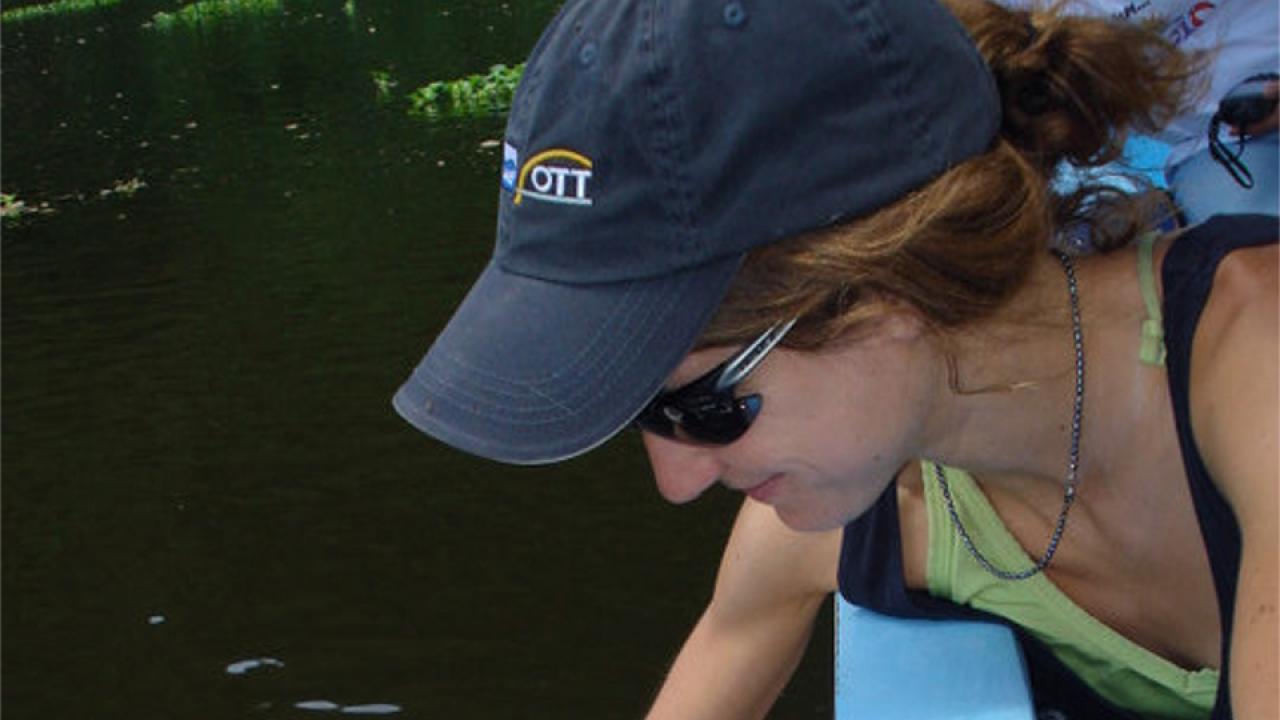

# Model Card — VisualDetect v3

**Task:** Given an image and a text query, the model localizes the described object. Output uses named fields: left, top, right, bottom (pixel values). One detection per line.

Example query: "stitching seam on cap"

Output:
left=417, top=253, right=731, bottom=431
left=845, top=0, right=940, bottom=173
left=643, top=0, right=696, bottom=250
left=512, top=0, right=565, bottom=120
left=655, top=0, right=696, bottom=247
left=433, top=275, right=652, bottom=390
left=423, top=289, right=643, bottom=401
left=415, top=269, right=698, bottom=422
left=411, top=268, right=699, bottom=426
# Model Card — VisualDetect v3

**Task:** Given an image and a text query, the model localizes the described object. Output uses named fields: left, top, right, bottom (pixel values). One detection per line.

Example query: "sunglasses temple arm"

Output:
left=714, top=317, right=798, bottom=392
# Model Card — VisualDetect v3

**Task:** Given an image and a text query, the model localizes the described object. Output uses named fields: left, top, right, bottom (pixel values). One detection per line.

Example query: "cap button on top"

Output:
left=722, top=2, right=747, bottom=27
left=578, top=41, right=598, bottom=67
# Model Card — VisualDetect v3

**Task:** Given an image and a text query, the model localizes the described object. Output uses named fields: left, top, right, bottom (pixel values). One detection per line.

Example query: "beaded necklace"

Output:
left=934, top=250, right=1083, bottom=581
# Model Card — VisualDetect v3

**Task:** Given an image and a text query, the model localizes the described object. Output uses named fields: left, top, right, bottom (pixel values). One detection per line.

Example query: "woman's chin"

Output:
left=772, top=502, right=851, bottom=533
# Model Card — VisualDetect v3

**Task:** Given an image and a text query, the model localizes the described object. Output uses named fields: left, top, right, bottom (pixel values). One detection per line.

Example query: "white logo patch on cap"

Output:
left=513, top=148, right=593, bottom=206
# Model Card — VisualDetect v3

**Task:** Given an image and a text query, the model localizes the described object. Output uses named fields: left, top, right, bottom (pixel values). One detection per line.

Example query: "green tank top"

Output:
left=922, top=461, right=1219, bottom=719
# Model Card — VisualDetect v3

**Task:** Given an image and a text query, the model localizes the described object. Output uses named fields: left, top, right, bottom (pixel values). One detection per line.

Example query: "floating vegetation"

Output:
left=150, top=0, right=282, bottom=30
left=1, top=178, right=145, bottom=227
left=408, top=63, right=524, bottom=118
left=371, top=70, right=397, bottom=101
left=99, top=176, right=147, bottom=198
left=0, top=0, right=120, bottom=24
left=1, top=192, right=56, bottom=224
left=1, top=193, right=27, bottom=220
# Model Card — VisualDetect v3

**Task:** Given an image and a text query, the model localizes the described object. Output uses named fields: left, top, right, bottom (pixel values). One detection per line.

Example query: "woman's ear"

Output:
left=858, top=299, right=928, bottom=344
left=880, top=306, right=927, bottom=342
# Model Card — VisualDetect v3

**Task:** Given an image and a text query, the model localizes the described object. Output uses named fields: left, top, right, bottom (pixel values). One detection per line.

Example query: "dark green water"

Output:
left=2, top=1, right=832, bottom=717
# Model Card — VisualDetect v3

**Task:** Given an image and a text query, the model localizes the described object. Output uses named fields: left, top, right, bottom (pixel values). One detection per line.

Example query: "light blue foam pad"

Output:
left=834, top=598, right=1034, bottom=720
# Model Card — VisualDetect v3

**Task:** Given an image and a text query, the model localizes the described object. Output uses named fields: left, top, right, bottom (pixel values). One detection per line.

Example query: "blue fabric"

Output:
left=1123, top=136, right=1175, bottom=189
left=1168, top=133, right=1279, bottom=224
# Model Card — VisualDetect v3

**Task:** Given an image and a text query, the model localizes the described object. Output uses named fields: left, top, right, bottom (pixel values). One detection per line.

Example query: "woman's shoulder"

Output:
left=1155, top=216, right=1276, bottom=340
left=1191, top=236, right=1276, bottom=365
left=1209, top=237, right=1277, bottom=298
left=1186, top=230, right=1277, bottom=519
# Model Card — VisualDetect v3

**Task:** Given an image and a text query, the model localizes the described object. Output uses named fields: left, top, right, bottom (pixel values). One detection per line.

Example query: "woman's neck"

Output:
left=918, top=248, right=1149, bottom=499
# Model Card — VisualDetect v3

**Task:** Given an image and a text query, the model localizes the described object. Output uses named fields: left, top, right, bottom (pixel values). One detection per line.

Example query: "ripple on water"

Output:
left=224, top=657, right=285, bottom=675
left=294, top=700, right=402, bottom=715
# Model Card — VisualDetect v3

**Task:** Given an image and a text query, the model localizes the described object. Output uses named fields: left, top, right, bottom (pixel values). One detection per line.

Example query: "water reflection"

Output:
left=2, top=2, right=832, bottom=717
left=227, top=657, right=286, bottom=675
left=294, top=700, right=401, bottom=715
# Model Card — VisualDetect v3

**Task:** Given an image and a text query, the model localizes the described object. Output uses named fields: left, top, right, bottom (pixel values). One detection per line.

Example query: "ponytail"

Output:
left=951, top=0, right=1202, bottom=171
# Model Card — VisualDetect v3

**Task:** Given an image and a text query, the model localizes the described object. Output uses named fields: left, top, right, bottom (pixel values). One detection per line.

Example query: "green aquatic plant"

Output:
left=1, top=192, right=57, bottom=223
left=371, top=69, right=398, bottom=101
left=1, top=179, right=145, bottom=226
left=100, top=177, right=147, bottom=198
left=408, top=63, right=525, bottom=119
left=0, top=0, right=121, bottom=24
left=1, top=193, right=26, bottom=219
left=150, top=0, right=282, bottom=30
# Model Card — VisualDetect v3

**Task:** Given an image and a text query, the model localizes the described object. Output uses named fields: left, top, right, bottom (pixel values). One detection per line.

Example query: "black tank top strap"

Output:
left=1160, top=213, right=1278, bottom=720
left=837, top=481, right=983, bottom=619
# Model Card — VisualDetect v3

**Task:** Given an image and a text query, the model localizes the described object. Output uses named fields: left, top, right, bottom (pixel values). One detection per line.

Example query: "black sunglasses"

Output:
left=631, top=318, right=797, bottom=445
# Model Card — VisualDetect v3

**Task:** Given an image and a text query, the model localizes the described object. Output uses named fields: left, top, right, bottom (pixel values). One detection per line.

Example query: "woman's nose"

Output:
left=641, top=433, right=723, bottom=504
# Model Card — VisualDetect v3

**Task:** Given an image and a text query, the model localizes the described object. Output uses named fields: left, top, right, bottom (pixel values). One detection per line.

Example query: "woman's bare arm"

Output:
left=645, top=498, right=842, bottom=720
left=1190, top=243, right=1278, bottom=719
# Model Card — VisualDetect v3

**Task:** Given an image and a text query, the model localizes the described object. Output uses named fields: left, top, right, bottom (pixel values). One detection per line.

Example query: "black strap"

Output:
left=1207, top=115, right=1255, bottom=189
left=1205, top=72, right=1279, bottom=189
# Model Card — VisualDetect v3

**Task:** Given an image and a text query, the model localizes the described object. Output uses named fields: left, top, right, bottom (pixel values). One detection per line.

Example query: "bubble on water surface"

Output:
left=295, top=700, right=340, bottom=711
left=340, top=704, right=401, bottom=715
left=224, top=657, right=285, bottom=675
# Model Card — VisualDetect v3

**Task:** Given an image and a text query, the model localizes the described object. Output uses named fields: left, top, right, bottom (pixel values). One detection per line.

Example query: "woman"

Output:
left=391, top=0, right=1277, bottom=717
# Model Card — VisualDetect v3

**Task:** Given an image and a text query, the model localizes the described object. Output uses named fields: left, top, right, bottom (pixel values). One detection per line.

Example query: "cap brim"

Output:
left=392, top=255, right=742, bottom=465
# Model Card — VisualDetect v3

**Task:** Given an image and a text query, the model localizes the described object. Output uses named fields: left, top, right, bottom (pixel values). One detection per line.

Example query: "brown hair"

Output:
left=698, top=0, right=1204, bottom=351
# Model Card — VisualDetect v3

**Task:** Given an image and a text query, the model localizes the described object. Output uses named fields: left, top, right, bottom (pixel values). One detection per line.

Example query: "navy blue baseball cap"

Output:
left=394, top=0, right=1000, bottom=464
